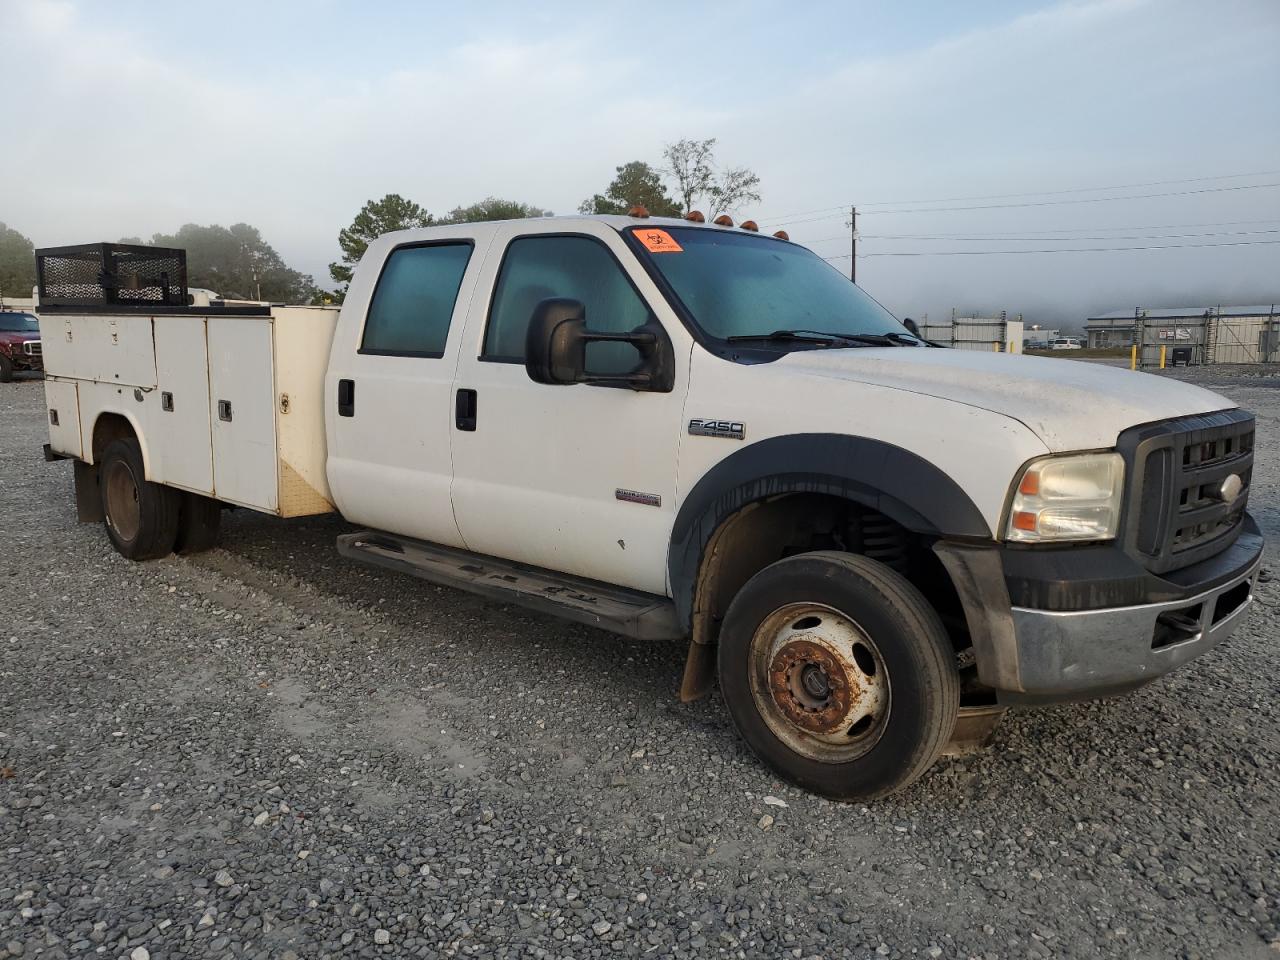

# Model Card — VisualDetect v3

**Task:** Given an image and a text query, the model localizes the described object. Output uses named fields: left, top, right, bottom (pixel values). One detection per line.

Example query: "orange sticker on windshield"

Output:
left=637, top=228, right=683, bottom=253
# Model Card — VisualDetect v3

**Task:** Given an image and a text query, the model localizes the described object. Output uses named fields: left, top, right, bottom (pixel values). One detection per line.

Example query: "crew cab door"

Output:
left=326, top=234, right=488, bottom=547
left=449, top=222, right=691, bottom=595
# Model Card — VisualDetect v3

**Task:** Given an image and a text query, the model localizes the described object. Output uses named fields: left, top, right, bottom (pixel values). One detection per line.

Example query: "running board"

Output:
left=336, top=531, right=685, bottom=641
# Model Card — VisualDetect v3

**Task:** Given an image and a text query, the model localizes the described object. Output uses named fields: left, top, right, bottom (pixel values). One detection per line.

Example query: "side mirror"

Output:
left=525, top=298, right=674, bottom=392
left=902, top=317, right=921, bottom=337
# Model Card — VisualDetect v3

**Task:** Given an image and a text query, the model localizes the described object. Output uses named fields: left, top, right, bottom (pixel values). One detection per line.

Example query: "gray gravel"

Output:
left=2, top=365, right=1279, bottom=959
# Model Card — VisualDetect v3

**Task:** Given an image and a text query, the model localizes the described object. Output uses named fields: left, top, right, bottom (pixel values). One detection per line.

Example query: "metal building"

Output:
left=918, top=312, right=1024, bottom=353
left=1087, top=305, right=1280, bottom=366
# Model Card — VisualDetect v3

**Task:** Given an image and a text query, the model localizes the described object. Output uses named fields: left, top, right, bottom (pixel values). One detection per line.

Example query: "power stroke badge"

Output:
left=689, top=419, right=745, bottom=441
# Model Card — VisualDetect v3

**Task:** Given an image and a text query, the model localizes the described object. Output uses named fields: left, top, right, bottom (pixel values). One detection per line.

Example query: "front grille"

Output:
left=1122, top=410, right=1254, bottom=574
left=22, top=340, right=41, bottom=357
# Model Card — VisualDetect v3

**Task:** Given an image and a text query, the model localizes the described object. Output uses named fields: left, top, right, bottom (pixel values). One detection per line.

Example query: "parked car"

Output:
left=1050, top=337, right=1083, bottom=350
left=0, top=311, right=43, bottom=381
left=38, top=221, right=1262, bottom=800
left=1024, top=339, right=1050, bottom=351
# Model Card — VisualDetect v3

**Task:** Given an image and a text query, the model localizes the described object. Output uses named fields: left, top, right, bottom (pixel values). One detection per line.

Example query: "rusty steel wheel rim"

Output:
left=103, top=458, right=142, bottom=543
left=748, top=602, right=891, bottom=762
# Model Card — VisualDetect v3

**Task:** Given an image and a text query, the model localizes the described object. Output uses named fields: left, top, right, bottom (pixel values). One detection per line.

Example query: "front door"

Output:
left=449, top=222, right=691, bottom=595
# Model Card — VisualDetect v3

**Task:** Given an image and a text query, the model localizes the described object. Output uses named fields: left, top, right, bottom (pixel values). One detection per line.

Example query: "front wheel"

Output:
left=718, top=551, right=959, bottom=801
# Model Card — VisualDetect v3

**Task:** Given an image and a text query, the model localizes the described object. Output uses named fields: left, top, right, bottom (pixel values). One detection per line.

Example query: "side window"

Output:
left=484, top=235, right=653, bottom=374
left=361, top=243, right=473, bottom=356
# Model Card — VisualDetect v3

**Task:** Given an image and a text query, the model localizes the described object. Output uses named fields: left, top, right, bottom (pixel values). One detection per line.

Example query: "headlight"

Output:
left=1006, top=452, right=1125, bottom=543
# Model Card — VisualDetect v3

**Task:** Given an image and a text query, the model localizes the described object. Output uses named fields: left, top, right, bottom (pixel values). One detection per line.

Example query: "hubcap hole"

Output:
left=851, top=642, right=877, bottom=677
left=847, top=715, right=874, bottom=737
left=791, top=615, right=822, bottom=630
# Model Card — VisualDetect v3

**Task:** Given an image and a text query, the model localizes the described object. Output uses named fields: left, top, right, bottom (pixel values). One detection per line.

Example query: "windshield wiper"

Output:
left=725, top=329, right=899, bottom=347
left=880, top=332, right=927, bottom=346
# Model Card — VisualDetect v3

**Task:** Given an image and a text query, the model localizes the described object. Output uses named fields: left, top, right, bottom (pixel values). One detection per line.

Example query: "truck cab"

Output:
left=40, top=217, right=1263, bottom=800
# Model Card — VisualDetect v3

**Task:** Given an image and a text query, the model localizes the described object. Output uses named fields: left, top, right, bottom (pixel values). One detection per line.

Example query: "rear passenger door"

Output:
left=325, top=237, right=484, bottom=548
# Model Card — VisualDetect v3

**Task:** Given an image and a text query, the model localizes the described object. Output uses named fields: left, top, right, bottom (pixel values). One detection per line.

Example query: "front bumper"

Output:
left=935, top=516, right=1264, bottom=705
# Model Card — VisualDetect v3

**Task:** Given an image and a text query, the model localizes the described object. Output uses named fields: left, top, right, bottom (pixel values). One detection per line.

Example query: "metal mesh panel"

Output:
left=36, top=243, right=187, bottom=308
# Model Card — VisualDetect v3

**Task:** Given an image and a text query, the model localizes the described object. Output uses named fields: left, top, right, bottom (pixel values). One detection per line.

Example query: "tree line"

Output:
left=0, top=138, right=759, bottom=307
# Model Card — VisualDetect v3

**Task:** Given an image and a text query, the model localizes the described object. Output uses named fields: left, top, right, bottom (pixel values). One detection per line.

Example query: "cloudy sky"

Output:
left=3, top=0, right=1278, bottom=327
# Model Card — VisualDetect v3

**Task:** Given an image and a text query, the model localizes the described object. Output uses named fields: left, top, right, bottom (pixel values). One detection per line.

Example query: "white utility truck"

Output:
left=37, top=222, right=1262, bottom=800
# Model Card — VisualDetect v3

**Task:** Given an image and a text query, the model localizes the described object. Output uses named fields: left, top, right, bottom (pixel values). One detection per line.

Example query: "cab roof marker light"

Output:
left=713, top=215, right=734, bottom=227
left=772, top=230, right=790, bottom=241
left=685, top=210, right=706, bottom=223
left=627, top=205, right=650, bottom=218
left=740, top=220, right=759, bottom=232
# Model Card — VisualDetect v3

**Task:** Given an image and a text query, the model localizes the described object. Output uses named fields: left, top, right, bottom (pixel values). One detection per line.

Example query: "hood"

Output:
left=0, top=330, right=39, bottom=347
left=777, top=347, right=1233, bottom=451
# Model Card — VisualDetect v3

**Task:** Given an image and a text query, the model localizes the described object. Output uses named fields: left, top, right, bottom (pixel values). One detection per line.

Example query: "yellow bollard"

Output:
left=993, top=341, right=999, bottom=352
left=1130, top=344, right=1138, bottom=370
left=1159, top=345, right=1167, bottom=369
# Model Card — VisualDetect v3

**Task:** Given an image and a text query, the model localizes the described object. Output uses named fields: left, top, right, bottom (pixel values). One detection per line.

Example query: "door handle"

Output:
left=455, top=388, right=477, bottom=431
left=337, top=379, right=355, bottom=417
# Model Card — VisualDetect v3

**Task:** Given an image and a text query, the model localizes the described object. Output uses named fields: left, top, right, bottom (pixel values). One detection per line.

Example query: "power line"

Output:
left=771, top=181, right=1280, bottom=227
left=760, top=169, right=1280, bottom=225
left=804, top=227, right=1280, bottom=244
left=800, top=217, right=1280, bottom=243
left=821, top=238, right=1280, bottom=260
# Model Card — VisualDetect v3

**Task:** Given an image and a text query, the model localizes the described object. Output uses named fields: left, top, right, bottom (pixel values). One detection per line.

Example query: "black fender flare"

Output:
left=667, top=433, right=992, bottom=630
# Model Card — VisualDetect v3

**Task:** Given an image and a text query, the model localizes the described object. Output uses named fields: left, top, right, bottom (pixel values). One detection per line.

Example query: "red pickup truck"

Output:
left=0, top=311, right=43, bottom=381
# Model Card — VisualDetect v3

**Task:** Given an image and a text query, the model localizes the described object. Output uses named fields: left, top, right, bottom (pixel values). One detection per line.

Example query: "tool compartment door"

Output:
left=151, top=317, right=215, bottom=494
left=208, top=317, right=278, bottom=512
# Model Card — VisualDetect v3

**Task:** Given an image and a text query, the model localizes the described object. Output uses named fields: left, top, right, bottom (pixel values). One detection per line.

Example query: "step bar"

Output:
left=337, top=531, right=685, bottom=641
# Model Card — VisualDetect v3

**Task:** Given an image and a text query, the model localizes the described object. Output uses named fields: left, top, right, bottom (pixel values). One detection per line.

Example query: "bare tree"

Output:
left=708, top=166, right=762, bottom=219
left=663, top=138, right=717, bottom=214
left=663, top=138, right=762, bottom=218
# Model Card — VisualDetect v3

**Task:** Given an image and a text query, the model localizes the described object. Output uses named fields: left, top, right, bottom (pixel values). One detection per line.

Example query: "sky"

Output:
left=2, top=0, right=1278, bottom=328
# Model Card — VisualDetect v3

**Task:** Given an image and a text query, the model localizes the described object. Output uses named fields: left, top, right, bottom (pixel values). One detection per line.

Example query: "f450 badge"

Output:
left=689, top=418, right=745, bottom=441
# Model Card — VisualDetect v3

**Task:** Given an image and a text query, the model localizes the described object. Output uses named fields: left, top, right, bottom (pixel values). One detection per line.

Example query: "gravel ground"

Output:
left=2, top=366, right=1278, bottom=960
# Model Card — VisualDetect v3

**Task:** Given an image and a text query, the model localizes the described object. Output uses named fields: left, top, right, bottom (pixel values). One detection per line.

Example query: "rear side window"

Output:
left=361, top=242, right=473, bottom=356
left=484, top=235, right=652, bottom=372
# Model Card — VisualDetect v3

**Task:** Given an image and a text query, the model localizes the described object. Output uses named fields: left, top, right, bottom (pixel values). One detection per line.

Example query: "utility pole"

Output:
left=850, top=206, right=858, bottom=284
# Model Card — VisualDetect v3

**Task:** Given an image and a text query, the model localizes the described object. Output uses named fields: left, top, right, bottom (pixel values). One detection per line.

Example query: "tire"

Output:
left=718, top=551, right=959, bottom=801
left=0, top=355, right=13, bottom=383
left=99, top=437, right=180, bottom=560
left=175, top=492, right=222, bottom=555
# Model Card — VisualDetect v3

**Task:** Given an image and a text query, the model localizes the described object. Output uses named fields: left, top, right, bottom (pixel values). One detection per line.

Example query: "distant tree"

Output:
left=663, top=138, right=762, bottom=217
left=0, top=222, right=36, bottom=303
left=578, top=161, right=681, bottom=217
left=310, top=288, right=342, bottom=306
left=442, top=197, right=551, bottom=224
left=139, top=223, right=317, bottom=303
left=330, top=194, right=433, bottom=290
left=663, top=139, right=716, bottom=215
left=708, top=166, right=762, bottom=219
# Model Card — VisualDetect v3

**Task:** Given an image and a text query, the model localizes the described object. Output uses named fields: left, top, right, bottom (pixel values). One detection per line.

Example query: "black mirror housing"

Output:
left=525, top=298, right=589, bottom=385
left=524, top=298, right=675, bottom=392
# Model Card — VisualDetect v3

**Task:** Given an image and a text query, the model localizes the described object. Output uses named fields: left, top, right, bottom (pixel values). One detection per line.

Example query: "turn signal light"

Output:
left=1012, top=511, right=1038, bottom=532
left=773, top=230, right=790, bottom=241
left=627, top=205, right=650, bottom=218
left=740, top=220, right=759, bottom=232
left=685, top=210, right=706, bottom=223
left=713, top=214, right=734, bottom=227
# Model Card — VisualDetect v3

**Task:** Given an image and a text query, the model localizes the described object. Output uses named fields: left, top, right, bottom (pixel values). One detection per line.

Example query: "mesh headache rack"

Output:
left=35, top=242, right=187, bottom=310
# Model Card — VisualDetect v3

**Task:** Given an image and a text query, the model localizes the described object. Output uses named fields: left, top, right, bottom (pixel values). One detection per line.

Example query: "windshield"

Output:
left=629, top=226, right=904, bottom=342
left=0, top=313, right=39, bottom=333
